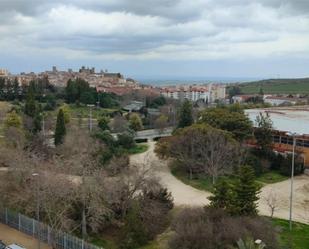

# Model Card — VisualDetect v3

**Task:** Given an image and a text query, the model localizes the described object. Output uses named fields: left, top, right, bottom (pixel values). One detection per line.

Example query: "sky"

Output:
left=0, top=0, right=309, bottom=80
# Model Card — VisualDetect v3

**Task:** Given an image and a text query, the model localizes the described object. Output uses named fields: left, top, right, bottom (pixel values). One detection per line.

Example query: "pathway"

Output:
left=130, top=141, right=309, bottom=224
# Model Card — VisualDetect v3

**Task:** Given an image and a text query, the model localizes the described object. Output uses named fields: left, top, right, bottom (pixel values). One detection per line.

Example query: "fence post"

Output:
left=33, top=219, right=35, bottom=236
left=5, top=208, right=8, bottom=224
left=63, top=234, right=66, bottom=249
left=18, top=213, right=21, bottom=231
left=82, top=239, right=84, bottom=249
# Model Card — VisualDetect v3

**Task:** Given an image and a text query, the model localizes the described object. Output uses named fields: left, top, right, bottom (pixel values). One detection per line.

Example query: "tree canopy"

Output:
left=199, top=107, right=253, bottom=141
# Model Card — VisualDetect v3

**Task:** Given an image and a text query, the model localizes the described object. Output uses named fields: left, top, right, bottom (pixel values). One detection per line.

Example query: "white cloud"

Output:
left=1, top=0, right=309, bottom=64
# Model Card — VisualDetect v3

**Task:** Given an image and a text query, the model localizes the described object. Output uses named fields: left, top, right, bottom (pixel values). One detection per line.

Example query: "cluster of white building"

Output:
left=160, top=84, right=226, bottom=103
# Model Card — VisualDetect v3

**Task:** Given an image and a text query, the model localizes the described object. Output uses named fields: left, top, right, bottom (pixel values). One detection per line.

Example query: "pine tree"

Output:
left=209, top=179, right=234, bottom=211
left=233, top=165, right=261, bottom=216
left=54, top=109, right=66, bottom=146
left=178, top=99, right=193, bottom=128
left=24, top=86, right=36, bottom=117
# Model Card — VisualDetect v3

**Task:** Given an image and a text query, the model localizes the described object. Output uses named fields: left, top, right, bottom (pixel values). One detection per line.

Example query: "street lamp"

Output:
left=286, top=132, right=302, bottom=231
left=32, top=173, right=40, bottom=249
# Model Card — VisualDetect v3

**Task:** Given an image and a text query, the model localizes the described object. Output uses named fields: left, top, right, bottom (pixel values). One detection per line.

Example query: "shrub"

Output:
left=169, top=207, right=279, bottom=249
left=135, top=138, right=148, bottom=143
left=117, top=133, right=135, bottom=149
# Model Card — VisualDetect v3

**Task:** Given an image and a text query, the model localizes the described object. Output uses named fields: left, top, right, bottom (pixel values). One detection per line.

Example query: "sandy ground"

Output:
left=130, top=141, right=309, bottom=224
left=0, top=223, right=50, bottom=249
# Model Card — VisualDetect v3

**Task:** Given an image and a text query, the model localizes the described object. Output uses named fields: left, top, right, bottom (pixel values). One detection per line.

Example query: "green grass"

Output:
left=172, top=165, right=288, bottom=193
left=127, top=143, right=149, bottom=154
left=256, top=171, right=288, bottom=185
left=272, top=218, right=309, bottom=249
left=232, top=78, right=309, bottom=94
left=171, top=165, right=217, bottom=192
left=67, top=104, right=121, bottom=118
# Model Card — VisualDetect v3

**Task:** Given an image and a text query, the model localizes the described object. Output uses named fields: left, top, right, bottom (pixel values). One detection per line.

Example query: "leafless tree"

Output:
left=110, top=114, right=128, bottom=133
left=264, top=189, right=278, bottom=218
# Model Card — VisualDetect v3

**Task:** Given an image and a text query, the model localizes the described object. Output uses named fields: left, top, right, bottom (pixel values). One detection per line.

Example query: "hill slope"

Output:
left=235, top=78, right=309, bottom=94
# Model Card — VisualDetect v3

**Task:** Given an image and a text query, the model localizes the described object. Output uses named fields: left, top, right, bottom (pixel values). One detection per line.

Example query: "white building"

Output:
left=0, top=69, right=8, bottom=77
left=264, top=96, right=303, bottom=106
left=161, top=84, right=225, bottom=103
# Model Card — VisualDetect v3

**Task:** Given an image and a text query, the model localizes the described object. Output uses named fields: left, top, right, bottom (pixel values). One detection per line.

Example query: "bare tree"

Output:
left=264, top=189, right=278, bottom=218
left=157, top=125, right=239, bottom=182
left=111, top=114, right=128, bottom=133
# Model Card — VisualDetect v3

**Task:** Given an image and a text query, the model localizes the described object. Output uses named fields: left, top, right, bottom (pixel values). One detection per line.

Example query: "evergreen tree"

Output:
left=209, top=179, right=234, bottom=211
left=54, top=109, right=66, bottom=146
left=254, top=112, right=273, bottom=154
left=121, top=202, right=147, bottom=249
left=178, top=99, right=193, bottom=128
left=233, top=165, right=260, bottom=216
left=24, top=86, right=37, bottom=117
left=13, top=77, right=19, bottom=100
left=98, top=116, right=110, bottom=131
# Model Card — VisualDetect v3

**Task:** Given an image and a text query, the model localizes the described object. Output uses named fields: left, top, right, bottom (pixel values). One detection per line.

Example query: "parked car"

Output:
left=0, top=241, right=6, bottom=249
left=5, top=245, right=26, bottom=249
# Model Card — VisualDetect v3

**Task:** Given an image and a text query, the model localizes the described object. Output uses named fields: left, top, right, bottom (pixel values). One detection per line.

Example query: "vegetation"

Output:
left=129, top=113, right=144, bottom=131
left=169, top=207, right=279, bottom=249
left=156, top=124, right=239, bottom=183
left=254, top=112, right=273, bottom=154
left=54, top=108, right=66, bottom=146
left=177, top=99, right=193, bottom=128
left=272, top=218, right=309, bottom=249
left=230, top=78, right=309, bottom=94
left=199, top=107, right=253, bottom=141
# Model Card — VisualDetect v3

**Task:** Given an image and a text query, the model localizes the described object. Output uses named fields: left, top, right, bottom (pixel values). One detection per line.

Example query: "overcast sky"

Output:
left=1, top=0, right=309, bottom=80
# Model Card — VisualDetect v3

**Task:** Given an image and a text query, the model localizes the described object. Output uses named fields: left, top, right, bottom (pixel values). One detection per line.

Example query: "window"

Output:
left=287, top=138, right=293, bottom=145
left=273, top=135, right=280, bottom=143
left=304, top=140, right=309, bottom=148
left=281, top=137, right=288, bottom=144
left=296, top=139, right=304, bottom=147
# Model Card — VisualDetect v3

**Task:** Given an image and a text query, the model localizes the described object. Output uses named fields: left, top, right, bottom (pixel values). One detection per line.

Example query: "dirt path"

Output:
left=130, top=141, right=309, bottom=224
left=0, top=223, right=50, bottom=249
left=130, top=142, right=211, bottom=206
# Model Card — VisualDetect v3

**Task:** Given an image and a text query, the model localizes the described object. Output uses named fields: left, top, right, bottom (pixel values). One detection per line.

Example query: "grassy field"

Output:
left=230, top=78, right=309, bottom=94
left=67, top=104, right=121, bottom=118
left=272, top=218, right=309, bottom=249
left=171, top=165, right=288, bottom=192
left=127, top=143, right=149, bottom=154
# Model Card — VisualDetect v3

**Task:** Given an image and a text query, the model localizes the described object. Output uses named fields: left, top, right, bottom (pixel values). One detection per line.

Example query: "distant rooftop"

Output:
left=245, top=106, right=309, bottom=135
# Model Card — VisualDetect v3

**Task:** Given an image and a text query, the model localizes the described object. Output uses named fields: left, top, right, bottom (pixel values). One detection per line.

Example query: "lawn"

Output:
left=171, top=164, right=288, bottom=193
left=256, top=171, right=288, bottom=185
left=67, top=104, right=121, bottom=118
left=127, top=143, right=149, bottom=154
left=272, top=218, right=309, bottom=249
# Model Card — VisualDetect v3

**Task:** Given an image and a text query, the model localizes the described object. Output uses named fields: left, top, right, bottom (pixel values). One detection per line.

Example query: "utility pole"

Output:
left=287, top=132, right=302, bottom=231
left=32, top=173, right=40, bottom=249
left=289, top=134, right=296, bottom=231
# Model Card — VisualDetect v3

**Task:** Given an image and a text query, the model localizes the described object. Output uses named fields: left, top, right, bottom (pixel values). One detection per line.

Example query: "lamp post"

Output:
left=32, top=173, right=40, bottom=249
left=287, top=132, right=301, bottom=231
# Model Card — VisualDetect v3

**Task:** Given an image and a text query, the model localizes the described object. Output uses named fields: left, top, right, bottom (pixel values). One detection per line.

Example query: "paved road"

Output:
left=130, top=141, right=309, bottom=224
left=0, top=223, right=50, bottom=249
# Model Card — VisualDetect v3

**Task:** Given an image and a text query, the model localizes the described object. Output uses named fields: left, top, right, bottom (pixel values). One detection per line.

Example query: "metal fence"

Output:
left=0, top=208, right=103, bottom=249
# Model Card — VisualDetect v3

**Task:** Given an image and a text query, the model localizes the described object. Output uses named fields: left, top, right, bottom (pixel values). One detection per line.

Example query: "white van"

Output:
left=5, top=244, right=26, bottom=249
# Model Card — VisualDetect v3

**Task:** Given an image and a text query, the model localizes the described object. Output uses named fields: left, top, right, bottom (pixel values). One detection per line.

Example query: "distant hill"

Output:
left=232, top=78, right=309, bottom=94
